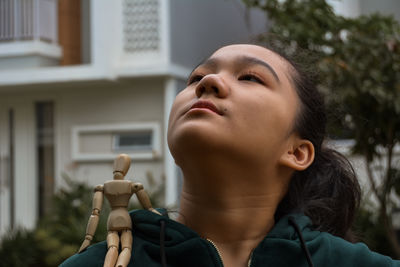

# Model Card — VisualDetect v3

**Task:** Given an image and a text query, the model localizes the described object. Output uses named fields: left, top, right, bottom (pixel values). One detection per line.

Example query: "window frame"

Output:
left=71, top=122, right=161, bottom=161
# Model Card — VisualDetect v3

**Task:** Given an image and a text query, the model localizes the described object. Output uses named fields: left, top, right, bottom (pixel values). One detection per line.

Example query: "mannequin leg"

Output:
left=103, top=231, right=119, bottom=267
left=116, top=229, right=133, bottom=267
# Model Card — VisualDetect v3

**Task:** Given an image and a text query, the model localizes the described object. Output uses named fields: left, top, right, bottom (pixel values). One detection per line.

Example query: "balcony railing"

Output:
left=0, top=0, right=58, bottom=43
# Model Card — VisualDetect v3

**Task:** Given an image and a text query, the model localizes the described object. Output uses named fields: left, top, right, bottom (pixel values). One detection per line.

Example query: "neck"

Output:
left=176, top=164, right=288, bottom=267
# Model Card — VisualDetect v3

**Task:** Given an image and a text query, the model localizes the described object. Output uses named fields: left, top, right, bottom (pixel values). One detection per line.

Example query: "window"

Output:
left=113, top=131, right=153, bottom=151
left=71, top=122, right=161, bottom=161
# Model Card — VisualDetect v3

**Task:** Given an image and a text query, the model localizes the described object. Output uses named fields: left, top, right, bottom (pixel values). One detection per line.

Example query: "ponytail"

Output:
left=272, top=47, right=361, bottom=241
left=276, top=147, right=360, bottom=241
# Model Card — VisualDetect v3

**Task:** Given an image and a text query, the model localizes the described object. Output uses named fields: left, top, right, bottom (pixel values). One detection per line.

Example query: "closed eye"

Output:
left=187, top=75, right=204, bottom=85
left=238, top=74, right=264, bottom=85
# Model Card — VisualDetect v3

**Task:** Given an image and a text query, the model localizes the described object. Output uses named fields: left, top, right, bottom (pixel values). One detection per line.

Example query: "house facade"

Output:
left=0, top=0, right=267, bottom=236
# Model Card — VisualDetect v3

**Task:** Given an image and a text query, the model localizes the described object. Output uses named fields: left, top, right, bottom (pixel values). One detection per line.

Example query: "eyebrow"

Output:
left=190, top=55, right=281, bottom=83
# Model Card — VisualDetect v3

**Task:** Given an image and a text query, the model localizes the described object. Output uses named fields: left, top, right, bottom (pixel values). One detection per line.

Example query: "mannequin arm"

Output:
left=78, top=184, right=104, bottom=253
left=133, top=183, right=161, bottom=216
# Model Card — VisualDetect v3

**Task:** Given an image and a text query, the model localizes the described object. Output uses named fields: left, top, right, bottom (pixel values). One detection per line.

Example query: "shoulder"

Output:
left=264, top=214, right=400, bottom=267
left=59, top=241, right=107, bottom=267
left=312, top=232, right=400, bottom=266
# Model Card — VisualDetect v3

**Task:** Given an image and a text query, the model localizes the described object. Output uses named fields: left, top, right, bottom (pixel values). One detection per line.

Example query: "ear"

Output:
left=279, top=138, right=315, bottom=171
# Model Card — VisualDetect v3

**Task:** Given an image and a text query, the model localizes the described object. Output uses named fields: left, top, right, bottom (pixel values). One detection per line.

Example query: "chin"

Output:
left=168, top=122, right=231, bottom=164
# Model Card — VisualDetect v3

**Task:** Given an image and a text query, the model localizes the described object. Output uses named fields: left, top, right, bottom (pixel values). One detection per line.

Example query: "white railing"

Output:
left=0, top=0, right=58, bottom=43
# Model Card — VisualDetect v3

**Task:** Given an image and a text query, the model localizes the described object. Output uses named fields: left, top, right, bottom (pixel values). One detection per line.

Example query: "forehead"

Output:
left=212, top=44, right=278, bottom=58
left=208, top=44, right=289, bottom=76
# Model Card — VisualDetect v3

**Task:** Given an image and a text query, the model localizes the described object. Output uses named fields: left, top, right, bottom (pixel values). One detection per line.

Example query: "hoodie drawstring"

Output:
left=160, top=220, right=167, bottom=267
left=288, top=216, right=314, bottom=267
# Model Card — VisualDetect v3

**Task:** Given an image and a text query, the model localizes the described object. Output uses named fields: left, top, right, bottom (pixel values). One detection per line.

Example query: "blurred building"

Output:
left=0, top=0, right=267, bottom=235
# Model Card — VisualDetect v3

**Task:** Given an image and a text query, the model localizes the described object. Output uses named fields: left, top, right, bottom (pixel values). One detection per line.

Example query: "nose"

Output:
left=195, top=74, right=229, bottom=98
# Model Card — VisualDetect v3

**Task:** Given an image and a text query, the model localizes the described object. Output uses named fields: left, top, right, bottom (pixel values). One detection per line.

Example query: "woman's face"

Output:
left=167, top=44, right=300, bottom=167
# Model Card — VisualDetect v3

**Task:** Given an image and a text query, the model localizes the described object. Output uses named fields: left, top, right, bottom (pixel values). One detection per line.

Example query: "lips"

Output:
left=189, top=100, right=223, bottom=115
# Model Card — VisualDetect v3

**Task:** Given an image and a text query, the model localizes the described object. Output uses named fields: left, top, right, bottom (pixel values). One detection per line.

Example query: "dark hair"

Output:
left=272, top=47, right=361, bottom=241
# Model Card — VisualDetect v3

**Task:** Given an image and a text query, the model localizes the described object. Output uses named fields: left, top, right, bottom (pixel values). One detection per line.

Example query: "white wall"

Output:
left=360, top=0, right=400, bottom=21
left=328, top=0, right=361, bottom=17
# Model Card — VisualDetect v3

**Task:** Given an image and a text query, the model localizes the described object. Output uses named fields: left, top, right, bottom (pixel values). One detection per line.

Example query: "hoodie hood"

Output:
left=61, top=209, right=400, bottom=267
left=130, top=209, right=316, bottom=267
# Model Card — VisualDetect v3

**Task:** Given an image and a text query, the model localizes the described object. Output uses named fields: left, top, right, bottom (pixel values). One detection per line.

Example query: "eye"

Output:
left=187, top=74, right=203, bottom=85
left=238, top=74, right=264, bottom=85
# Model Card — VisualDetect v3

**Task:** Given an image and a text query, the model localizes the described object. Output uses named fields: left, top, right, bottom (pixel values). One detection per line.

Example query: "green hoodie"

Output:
left=60, top=209, right=399, bottom=267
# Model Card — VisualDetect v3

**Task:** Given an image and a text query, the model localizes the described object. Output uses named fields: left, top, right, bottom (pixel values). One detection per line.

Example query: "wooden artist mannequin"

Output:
left=78, top=154, right=161, bottom=267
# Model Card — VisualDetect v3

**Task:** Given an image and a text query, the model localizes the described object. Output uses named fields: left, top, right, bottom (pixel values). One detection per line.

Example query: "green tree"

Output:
left=320, top=13, right=400, bottom=258
left=243, top=0, right=400, bottom=258
left=0, top=176, right=107, bottom=267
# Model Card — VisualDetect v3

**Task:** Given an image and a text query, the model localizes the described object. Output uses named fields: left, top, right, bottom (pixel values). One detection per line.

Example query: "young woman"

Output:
left=61, top=44, right=400, bottom=267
